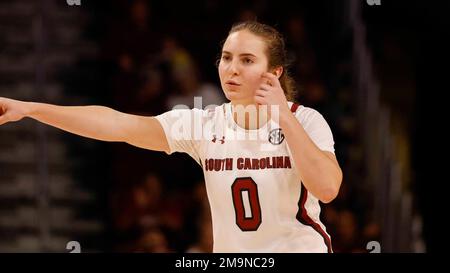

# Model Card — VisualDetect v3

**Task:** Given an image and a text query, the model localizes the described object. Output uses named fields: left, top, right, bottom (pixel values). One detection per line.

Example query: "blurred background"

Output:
left=0, top=0, right=444, bottom=252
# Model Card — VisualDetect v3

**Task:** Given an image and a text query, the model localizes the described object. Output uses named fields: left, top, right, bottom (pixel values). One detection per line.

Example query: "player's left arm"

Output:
left=255, top=72, right=343, bottom=203
left=278, top=113, right=342, bottom=203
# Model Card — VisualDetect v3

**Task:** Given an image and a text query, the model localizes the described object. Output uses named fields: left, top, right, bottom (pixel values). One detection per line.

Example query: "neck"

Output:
left=231, top=101, right=269, bottom=130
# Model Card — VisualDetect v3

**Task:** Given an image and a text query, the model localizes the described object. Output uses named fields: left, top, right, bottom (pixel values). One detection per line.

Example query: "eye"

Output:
left=221, top=55, right=231, bottom=61
left=242, top=58, right=254, bottom=64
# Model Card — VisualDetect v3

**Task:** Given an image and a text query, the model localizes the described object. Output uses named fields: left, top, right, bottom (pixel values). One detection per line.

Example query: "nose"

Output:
left=228, top=60, right=239, bottom=75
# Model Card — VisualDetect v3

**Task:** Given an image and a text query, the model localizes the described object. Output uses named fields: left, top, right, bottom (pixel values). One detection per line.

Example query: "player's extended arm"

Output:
left=0, top=97, right=169, bottom=153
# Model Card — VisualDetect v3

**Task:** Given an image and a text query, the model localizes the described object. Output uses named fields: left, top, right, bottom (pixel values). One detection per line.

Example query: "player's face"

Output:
left=218, top=30, right=270, bottom=106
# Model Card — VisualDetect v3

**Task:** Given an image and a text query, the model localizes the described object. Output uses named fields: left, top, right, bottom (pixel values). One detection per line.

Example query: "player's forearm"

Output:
left=26, top=101, right=126, bottom=142
left=280, top=110, right=342, bottom=203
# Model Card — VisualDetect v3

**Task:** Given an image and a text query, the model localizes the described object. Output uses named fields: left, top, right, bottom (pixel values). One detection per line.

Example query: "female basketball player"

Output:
left=0, top=21, right=342, bottom=252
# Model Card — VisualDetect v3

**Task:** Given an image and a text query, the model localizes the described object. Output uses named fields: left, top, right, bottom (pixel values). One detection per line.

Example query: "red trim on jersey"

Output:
left=296, top=184, right=333, bottom=253
left=290, top=103, right=300, bottom=113
left=290, top=103, right=332, bottom=251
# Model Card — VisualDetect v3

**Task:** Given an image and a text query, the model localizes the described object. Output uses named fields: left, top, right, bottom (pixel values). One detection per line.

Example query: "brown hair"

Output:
left=223, top=21, right=297, bottom=101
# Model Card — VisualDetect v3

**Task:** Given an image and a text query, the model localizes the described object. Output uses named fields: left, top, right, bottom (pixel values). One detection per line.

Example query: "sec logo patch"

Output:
left=269, top=128, right=285, bottom=145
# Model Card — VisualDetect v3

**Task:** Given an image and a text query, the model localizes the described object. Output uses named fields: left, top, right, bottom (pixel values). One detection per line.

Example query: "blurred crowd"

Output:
left=90, top=0, right=380, bottom=253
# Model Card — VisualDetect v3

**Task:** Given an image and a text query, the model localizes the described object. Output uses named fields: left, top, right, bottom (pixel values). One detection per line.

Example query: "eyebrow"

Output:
left=222, top=51, right=257, bottom=57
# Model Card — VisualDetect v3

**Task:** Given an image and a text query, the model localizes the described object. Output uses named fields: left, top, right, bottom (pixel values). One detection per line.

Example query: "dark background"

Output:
left=0, top=0, right=445, bottom=253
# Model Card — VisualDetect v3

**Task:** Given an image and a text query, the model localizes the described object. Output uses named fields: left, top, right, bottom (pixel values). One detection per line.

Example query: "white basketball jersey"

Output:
left=155, top=102, right=335, bottom=253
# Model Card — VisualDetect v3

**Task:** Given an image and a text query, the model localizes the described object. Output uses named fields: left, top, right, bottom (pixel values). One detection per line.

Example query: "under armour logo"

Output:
left=212, top=135, right=225, bottom=144
left=67, top=0, right=81, bottom=6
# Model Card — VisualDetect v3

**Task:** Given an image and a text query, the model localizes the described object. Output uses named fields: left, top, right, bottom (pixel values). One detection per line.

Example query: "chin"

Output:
left=224, top=90, right=238, bottom=101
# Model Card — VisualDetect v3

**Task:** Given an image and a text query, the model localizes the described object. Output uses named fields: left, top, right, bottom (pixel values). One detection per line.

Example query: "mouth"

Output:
left=225, top=80, right=241, bottom=86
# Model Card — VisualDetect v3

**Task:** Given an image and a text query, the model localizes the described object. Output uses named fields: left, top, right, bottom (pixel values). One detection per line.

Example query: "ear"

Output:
left=272, top=66, right=283, bottom=79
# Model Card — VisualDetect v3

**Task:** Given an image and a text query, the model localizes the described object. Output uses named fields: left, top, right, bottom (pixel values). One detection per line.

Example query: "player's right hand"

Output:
left=0, top=97, right=27, bottom=126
